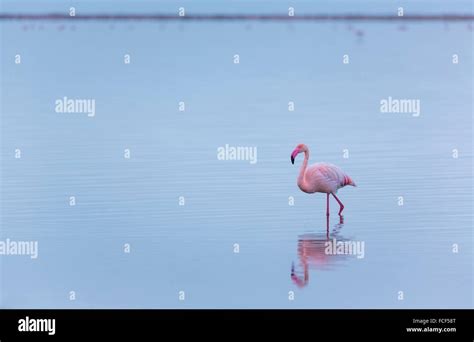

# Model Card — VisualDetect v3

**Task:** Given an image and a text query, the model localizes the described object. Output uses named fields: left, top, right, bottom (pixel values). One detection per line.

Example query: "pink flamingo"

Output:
left=290, top=143, right=356, bottom=216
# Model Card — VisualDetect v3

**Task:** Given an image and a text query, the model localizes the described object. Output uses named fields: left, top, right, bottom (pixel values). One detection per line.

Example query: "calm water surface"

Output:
left=1, top=1, right=472, bottom=308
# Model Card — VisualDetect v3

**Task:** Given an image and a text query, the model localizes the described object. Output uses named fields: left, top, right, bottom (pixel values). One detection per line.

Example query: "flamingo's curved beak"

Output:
left=291, top=149, right=299, bottom=164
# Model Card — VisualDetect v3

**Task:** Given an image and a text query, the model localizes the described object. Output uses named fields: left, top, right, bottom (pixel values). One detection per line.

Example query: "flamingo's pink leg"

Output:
left=326, top=215, right=330, bottom=238
left=326, top=193, right=330, bottom=217
left=332, top=193, right=345, bottom=215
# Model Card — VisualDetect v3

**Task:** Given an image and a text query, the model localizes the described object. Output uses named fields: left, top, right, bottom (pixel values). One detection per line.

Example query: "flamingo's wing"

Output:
left=306, top=163, right=348, bottom=193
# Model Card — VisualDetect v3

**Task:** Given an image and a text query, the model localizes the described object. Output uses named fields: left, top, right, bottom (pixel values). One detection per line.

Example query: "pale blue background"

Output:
left=0, top=0, right=472, bottom=308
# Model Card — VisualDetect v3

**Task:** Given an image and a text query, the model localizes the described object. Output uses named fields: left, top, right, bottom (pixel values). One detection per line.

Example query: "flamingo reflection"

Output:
left=291, top=216, right=347, bottom=288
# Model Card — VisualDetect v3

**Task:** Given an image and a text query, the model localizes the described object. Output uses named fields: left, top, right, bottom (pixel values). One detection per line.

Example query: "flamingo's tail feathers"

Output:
left=342, top=175, right=356, bottom=187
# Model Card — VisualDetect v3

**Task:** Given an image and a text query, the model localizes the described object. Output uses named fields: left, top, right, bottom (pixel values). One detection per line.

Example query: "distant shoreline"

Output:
left=1, top=13, right=473, bottom=22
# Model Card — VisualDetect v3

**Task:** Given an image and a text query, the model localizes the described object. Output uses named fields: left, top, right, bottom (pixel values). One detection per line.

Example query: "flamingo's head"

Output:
left=291, top=144, right=307, bottom=164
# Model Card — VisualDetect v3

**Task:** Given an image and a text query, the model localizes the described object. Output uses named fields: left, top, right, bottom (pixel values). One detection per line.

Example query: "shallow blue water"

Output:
left=0, top=1, right=472, bottom=308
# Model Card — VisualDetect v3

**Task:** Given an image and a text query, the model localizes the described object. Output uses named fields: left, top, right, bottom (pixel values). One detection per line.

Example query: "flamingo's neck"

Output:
left=297, top=150, right=309, bottom=185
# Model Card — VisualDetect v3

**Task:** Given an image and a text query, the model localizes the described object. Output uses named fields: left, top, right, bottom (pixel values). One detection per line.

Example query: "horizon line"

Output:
left=1, top=13, right=473, bottom=22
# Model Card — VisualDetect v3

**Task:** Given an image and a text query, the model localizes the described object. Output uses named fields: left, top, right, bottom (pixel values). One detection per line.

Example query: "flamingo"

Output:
left=290, top=143, right=356, bottom=216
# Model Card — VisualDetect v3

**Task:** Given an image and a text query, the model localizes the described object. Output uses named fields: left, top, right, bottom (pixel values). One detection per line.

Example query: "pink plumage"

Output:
left=291, top=143, right=356, bottom=216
